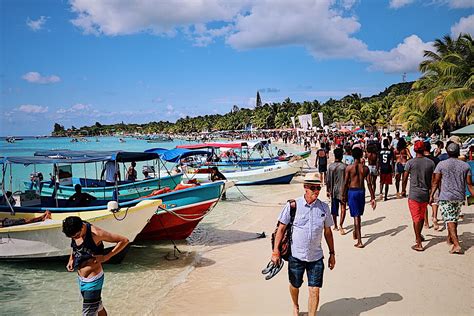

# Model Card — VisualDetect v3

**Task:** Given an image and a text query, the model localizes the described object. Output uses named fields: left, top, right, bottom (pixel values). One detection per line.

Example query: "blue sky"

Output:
left=1, top=0, right=473, bottom=136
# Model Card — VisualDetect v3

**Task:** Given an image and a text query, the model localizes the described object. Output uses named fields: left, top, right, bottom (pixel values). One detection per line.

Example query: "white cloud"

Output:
left=68, top=0, right=433, bottom=73
left=69, top=0, right=244, bottom=36
left=17, top=104, right=49, bottom=113
left=26, top=16, right=48, bottom=31
left=361, top=35, right=434, bottom=73
left=451, top=15, right=474, bottom=37
left=71, top=103, right=91, bottom=111
left=22, top=72, right=61, bottom=84
left=226, top=0, right=367, bottom=59
left=448, top=0, right=474, bottom=8
left=389, top=0, right=415, bottom=9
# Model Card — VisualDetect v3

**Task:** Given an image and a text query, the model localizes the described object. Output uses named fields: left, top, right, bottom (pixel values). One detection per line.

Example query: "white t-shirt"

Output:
left=105, top=161, right=116, bottom=183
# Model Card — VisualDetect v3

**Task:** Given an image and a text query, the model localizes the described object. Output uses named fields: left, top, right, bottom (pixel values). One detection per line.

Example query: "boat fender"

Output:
left=107, top=201, right=119, bottom=213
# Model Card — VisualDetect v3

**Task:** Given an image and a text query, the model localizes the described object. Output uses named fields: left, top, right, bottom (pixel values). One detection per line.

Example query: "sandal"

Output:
left=261, top=261, right=274, bottom=274
left=265, top=260, right=284, bottom=280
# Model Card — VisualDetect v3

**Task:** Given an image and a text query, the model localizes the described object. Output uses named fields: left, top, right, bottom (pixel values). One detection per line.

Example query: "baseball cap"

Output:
left=414, top=140, right=425, bottom=152
left=446, top=142, right=460, bottom=154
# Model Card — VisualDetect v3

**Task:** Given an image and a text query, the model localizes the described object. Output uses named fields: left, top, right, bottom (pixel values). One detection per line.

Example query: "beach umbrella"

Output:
left=354, top=128, right=367, bottom=134
left=450, top=124, right=474, bottom=136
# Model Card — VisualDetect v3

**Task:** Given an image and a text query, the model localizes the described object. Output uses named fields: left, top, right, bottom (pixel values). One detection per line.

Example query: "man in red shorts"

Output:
left=378, top=139, right=394, bottom=201
left=402, top=141, right=435, bottom=251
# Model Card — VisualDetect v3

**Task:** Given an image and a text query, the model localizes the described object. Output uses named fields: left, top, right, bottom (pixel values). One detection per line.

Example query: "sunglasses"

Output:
left=305, top=185, right=322, bottom=191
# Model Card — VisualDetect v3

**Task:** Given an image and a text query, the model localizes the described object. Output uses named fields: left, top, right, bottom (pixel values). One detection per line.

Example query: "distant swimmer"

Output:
left=342, top=147, right=376, bottom=248
left=63, top=216, right=129, bottom=316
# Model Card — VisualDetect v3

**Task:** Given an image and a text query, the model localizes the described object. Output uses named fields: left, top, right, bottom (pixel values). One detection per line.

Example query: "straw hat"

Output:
left=303, top=173, right=321, bottom=184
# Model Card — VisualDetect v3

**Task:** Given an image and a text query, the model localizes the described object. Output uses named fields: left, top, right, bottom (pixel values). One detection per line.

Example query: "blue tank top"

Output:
left=71, top=222, right=105, bottom=270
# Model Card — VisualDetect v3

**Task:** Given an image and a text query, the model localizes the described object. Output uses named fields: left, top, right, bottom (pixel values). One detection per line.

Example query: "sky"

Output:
left=1, top=0, right=473, bottom=136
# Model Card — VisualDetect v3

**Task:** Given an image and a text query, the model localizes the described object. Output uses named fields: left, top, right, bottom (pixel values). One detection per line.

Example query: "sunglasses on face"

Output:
left=305, top=185, right=322, bottom=191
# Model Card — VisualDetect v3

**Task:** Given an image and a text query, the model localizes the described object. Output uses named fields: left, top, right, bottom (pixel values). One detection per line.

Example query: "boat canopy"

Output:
left=1, top=155, right=108, bottom=166
left=0, top=150, right=160, bottom=166
left=176, top=142, right=248, bottom=149
left=145, top=148, right=211, bottom=163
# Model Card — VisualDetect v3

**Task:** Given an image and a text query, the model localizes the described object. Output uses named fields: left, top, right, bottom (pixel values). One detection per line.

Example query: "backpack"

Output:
left=271, top=199, right=297, bottom=261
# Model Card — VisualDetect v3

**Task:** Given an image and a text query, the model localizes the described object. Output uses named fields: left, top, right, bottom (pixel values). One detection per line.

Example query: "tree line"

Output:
left=52, top=34, right=473, bottom=136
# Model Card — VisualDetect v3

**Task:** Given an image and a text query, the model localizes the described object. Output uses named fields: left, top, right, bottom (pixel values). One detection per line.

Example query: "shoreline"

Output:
left=156, top=149, right=474, bottom=315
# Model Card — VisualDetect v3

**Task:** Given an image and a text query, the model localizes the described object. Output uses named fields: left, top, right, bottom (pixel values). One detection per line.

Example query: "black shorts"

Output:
left=318, top=165, right=327, bottom=173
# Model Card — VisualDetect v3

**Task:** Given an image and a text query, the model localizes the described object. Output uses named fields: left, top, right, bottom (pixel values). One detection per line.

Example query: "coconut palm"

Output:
left=414, top=33, right=474, bottom=127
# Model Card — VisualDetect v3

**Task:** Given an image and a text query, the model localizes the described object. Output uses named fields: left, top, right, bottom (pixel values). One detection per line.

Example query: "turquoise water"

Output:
left=0, top=136, right=189, bottom=192
left=0, top=137, right=302, bottom=315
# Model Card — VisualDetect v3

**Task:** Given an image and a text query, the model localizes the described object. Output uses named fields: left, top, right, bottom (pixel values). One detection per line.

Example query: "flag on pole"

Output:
left=291, top=117, right=296, bottom=129
left=318, top=112, right=324, bottom=127
left=298, top=114, right=313, bottom=131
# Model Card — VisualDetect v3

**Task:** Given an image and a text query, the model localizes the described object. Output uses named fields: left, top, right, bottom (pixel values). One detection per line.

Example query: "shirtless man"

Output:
left=366, top=143, right=379, bottom=199
left=63, top=216, right=129, bottom=316
left=342, top=147, right=376, bottom=248
left=394, top=138, right=410, bottom=198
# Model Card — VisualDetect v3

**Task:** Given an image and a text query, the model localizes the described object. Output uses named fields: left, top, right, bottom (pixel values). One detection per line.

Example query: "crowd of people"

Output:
left=271, top=130, right=473, bottom=316
left=316, top=131, right=473, bottom=252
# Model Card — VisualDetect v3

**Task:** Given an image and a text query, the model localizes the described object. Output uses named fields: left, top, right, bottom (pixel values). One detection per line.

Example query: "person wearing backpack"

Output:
left=271, top=173, right=336, bottom=316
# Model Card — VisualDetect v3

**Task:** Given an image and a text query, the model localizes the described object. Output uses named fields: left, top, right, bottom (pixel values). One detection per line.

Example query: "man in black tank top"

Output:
left=63, top=216, right=129, bottom=316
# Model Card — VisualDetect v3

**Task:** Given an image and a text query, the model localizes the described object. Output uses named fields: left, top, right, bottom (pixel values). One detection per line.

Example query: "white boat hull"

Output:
left=0, top=199, right=162, bottom=259
left=185, top=160, right=303, bottom=185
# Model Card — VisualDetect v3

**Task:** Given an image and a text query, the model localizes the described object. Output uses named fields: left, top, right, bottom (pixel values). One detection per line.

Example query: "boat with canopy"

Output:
left=23, top=150, right=183, bottom=200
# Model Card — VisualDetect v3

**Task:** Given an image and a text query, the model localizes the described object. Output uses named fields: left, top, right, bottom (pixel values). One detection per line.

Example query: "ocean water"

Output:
left=0, top=136, right=303, bottom=315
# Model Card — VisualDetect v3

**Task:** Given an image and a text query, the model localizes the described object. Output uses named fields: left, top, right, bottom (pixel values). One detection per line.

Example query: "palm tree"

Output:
left=414, top=33, right=474, bottom=127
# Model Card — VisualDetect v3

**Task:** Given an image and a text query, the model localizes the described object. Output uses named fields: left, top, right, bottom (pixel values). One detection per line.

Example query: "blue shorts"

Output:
left=348, top=188, right=365, bottom=217
left=78, top=272, right=104, bottom=315
left=288, top=255, right=324, bottom=288
left=331, top=198, right=342, bottom=216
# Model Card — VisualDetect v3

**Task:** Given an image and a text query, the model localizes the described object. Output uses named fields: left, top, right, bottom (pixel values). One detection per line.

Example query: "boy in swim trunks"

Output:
left=63, top=216, right=129, bottom=315
left=342, top=147, right=376, bottom=248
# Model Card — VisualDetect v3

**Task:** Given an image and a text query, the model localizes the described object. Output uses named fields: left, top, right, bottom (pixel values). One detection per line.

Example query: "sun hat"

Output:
left=448, top=135, right=461, bottom=144
left=414, top=140, right=425, bottom=152
left=303, top=173, right=321, bottom=184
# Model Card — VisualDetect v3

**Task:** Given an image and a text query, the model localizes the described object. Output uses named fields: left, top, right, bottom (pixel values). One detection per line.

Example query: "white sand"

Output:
left=158, top=151, right=474, bottom=315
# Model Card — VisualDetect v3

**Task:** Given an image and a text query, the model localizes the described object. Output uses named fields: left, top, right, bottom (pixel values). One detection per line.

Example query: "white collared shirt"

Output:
left=278, top=196, right=333, bottom=262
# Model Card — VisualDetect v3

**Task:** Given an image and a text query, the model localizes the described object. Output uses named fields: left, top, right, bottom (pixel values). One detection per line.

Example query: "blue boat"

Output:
left=15, top=150, right=183, bottom=200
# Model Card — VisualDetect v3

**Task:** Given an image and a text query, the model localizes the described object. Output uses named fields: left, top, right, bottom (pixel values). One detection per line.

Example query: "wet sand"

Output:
left=158, top=148, right=474, bottom=315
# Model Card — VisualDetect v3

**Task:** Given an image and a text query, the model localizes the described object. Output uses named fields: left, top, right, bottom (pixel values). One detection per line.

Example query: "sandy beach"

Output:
left=158, top=150, right=474, bottom=316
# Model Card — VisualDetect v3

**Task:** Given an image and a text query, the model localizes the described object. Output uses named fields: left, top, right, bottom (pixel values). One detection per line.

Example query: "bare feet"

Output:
left=339, top=228, right=346, bottom=235
left=449, top=246, right=463, bottom=254
left=293, top=304, right=299, bottom=316
left=396, top=192, right=401, bottom=199
left=354, top=243, right=364, bottom=248
left=42, top=210, right=52, bottom=220
left=433, top=218, right=440, bottom=231
left=333, top=226, right=339, bottom=231
left=411, top=244, right=424, bottom=252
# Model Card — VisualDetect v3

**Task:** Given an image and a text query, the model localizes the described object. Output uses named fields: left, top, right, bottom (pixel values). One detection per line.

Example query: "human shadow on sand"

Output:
left=424, top=231, right=474, bottom=253
left=310, top=292, right=404, bottom=316
left=188, top=225, right=266, bottom=247
left=362, top=225, right=407, bottom=247
left=345, top=216, right=386, bottom=233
